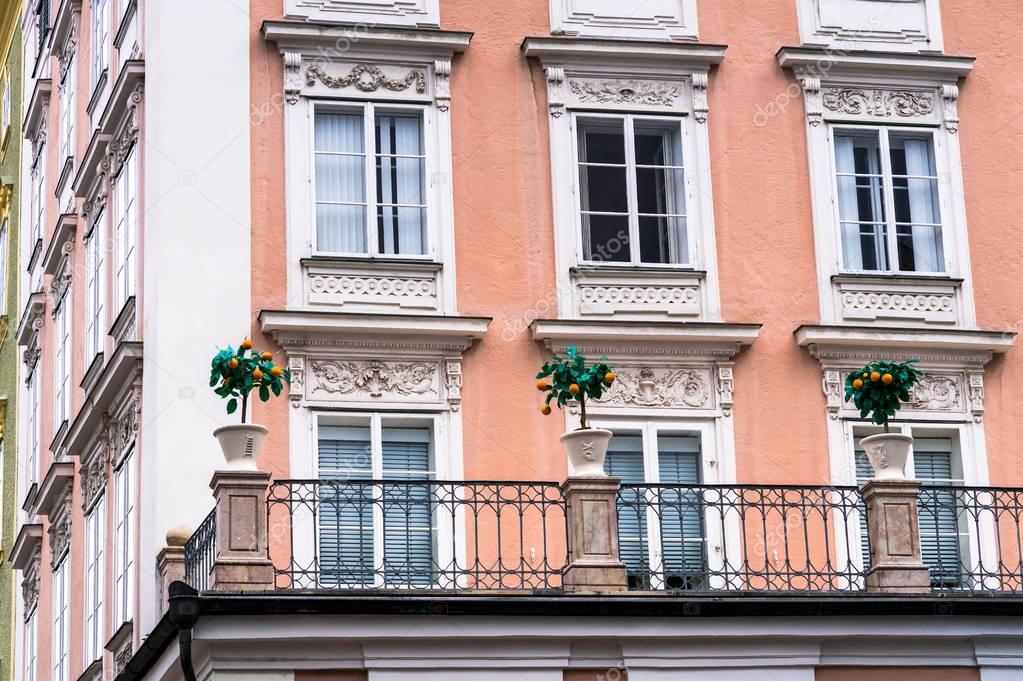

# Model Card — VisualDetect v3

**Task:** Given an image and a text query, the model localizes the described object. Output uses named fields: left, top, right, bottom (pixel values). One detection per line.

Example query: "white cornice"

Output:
left=49, top=0, right=82, bottom=58
left=98, top=60, right=144, bottom=136
left=16, top=292, right=46, bottom=347
left=22, top=78, right=52, bottom=142
left=65, top=341, right=143, bottom=457
left=262, top=21, right=472, bottom=59
left=523, top=36, right=726, bottom=70
left=30, top=461, right=75, bottom=517
left=72, top=132, right=113, bottom=199
left=776, top=46, right=974, bottom=81
left=42, top=213, right=77, bottom=276
left=531, top=319, right=759, bottom=361
left=260, top=310, right=491, bottom=354
left=10, top=523, right=43, bottom=570
left=796, top=324, right=1015, bottom=364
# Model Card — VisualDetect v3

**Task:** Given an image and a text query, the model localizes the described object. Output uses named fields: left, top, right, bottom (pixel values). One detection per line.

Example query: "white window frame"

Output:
left=591, top=417, right=730, bottom=590
left=25, top=370, right=40, bottom=491
left=0, top=217, right=8, bottom=315
left=795, top=0, right=944, bottom=53
left=30, top=150, right=45, bottom=246
left=571, top=112, right=694, bottom=269
left=829, top=124, right=947, bottom=276
left=53, top=289, right=71, bottom=425
left=23, top=606, right=38, bottom=681
left=58, top=59, right=75, bottom=164
left=306, top=411, right=460, bottom=589
left=91, top=0, right=109, bottom=90
left=536, top=57, right=724, bottom=322
left=549, top=0, right=699, bottom=41
left=84, top=216, right=107, bottom=362
left=53, top=286, right=72, bottom=427
left=310, top=101, right=433, bottom=260
left=1, top=74, right=10, bottom=138
left=113, top=447, right=136, bottom=626
left=51, top=557, right=70, bottom=681
left=113, top=147, right=137, bottom=312
left=84, top=495, right=106, bottom=664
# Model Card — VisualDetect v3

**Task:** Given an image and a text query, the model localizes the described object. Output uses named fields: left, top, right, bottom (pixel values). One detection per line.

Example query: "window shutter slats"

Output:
left=606, top=445, right=648, bottom=573
left=381, top=437, right=434, bottom=586
left=318, top=437, right=373, bottom=585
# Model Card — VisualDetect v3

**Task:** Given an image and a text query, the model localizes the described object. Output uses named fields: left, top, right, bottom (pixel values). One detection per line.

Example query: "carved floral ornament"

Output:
left=290, top=356, right=466, bottom=410
left=21, top=551, right=40, bottom=617
left=821, top=368, right=984, bottom=421
left=586, top=363, right=735, bottom=414
left=48, top=497, right=72, bottom=569
left=823, top=87, right=934, bottom=118
left=546, top=69, right=708, bottom=122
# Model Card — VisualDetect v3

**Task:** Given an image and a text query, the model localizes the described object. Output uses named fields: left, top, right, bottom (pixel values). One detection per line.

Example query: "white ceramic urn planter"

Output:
left=861, top=432, right=914, bottom=481
left=561, top=428, right=613, bottom=477
left=214, top=424, right=269, bottom=471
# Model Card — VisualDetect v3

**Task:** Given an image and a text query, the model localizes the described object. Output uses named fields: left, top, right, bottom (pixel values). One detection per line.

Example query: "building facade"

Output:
left=7, top=1, right=1023, bottom=681
left=0, top=4, right=24, bottom=681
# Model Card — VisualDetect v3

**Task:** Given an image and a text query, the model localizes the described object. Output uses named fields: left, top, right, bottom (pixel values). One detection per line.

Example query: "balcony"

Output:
left=178, top=476, right=1023, bottom=596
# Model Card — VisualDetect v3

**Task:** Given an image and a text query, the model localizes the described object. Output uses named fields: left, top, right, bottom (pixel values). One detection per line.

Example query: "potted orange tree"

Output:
left=844, top=359, right=922, bottom=480
left=210, top=338, right=291, bottom=469
left=536, top=346, right=616, bottom=476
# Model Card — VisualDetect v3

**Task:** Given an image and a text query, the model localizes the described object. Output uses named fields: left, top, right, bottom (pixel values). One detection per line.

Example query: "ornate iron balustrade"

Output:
left=917, top=486, right=1023, bottom=592
left=616, top=484, right=869, bottom=591
left=266, top=480, right=567, bottom=590
left=183, top=508, right=216, bottom=591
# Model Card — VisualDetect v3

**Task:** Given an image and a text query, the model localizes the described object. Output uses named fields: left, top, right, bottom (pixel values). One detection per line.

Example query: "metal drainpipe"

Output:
left=167, top=582, right=201, bottom=681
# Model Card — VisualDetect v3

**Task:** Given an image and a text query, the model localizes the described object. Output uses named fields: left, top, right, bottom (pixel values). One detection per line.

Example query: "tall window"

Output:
left=0, top=217, right=8, bottom=315
left=317, top=415, right=435, bottom=587
left=23, top=608, right=37, bottom=681
left=855, top=431, right=967, bottom=587
left=605, top=427, right=705, bottom=590
left=91, top=0, right=108, bottom=88
left=834, top=128, right=944, bottom=273
left=51, top=557, right=70, bottom=681
left=53, top=288, right=72, bottom=427
left=34, top=0, right=50, bottom=60
left=575, top=115, right=688, bottom=265
left=84, top=496, right=106, bottom=663
left=313, top=106, right=428, bottom=257
left=113, top=149, right=137, bottom=311
left=84, top=221, right=106, bottom=361
left=59, top=63, right=75, bottom=163
left=31, top=152, right=45, bottom=245
left=113, top=449, right=136, bottom=625
left=26, top=371, right=40, bottom=489
left=1, top=76, right=10, bottom=136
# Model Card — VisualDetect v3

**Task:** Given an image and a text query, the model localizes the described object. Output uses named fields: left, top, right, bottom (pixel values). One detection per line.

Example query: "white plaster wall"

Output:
left=139, top=0, right=252, bottom=635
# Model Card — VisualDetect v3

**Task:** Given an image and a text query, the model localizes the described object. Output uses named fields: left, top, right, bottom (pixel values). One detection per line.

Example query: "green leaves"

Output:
left=843, top=359, right=923, bottom=429
left=536, top=345, right=616, bottom=427
left=209, top=340, right=292, bottom=421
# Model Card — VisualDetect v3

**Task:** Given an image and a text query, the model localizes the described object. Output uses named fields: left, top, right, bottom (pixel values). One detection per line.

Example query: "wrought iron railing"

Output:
left=917, top=487, right=1023, bottom=592
left=616, top=484, right=869, bottom=591
left=266, top=480, right=567, bottom=590
left=184, top=508, right=216, bottom=591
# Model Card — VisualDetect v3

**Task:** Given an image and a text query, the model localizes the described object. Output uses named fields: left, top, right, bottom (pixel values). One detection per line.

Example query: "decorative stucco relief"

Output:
left=306, top=63, right=427, bottom=94
left=22, top=550, right=40, bottom=616
left=822, top=88, right=934, bottom=118
left=603, top=367, right=713, bottom=409
left=569, top=78, right=682, bottom=107
left=907, top=374, right=962, bottom=411
left=310, top=359, right=438, bottom=399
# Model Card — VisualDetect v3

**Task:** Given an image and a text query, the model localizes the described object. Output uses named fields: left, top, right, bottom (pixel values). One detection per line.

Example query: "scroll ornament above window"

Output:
left=799, top=78, right=961, bottom=133
left=283, top=53, right=451, bottom=110
left=545, top=69, right=708, bottom=122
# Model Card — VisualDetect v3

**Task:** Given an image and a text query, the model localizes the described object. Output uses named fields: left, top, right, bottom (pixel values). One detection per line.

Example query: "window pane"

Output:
left=634, top=120, right=683, bottom=167
left=376, top=112, right=423, bottom=156
left=835, top=131, right=881, bottom=174
left=315, top=112, right=364, bottom=153
left=377, top=206, right=426, bottom=255
left=315, top=154, right=364, bottom=203
left=578, top=119, right=626, bottom=164
left=897, top=224, right=944, bottom=272
left=840, top=222, right=888, bottom=271
left=579, top=165, right=628, bottom=214
left=889, top=133, right=937, bottom=176
left=639, top=216, right=687, bottom=265
left=377, top=156, right=425, bottom=205
left=581, top=214, right=630, bottom=263
left=636, top=167, right=686, bottom=216
left=316, top=204, right=367, bottom=253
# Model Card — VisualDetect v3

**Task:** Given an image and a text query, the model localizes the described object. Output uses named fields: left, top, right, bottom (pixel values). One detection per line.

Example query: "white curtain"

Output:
left=902, top=138, right=942, bottom=272
left=315, top=112, right=366, bottom=253
left=376, top=114, right=426, bottom=255
left=834, top=136, right=864, bottom=270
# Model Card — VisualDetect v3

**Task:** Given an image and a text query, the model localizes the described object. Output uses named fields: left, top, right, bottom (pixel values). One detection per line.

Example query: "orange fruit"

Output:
left=270, top=366, right=283, bottom=378
left=853, top=378, right=863, bottom=390
left=882, top=373, right=893, bottom=384
left=870, top=372, right=881, bottom=383
left=862, top=372, right=869, bottom=378
left=568, top=383, right=580, bottom=395
left=261, top=352, right=273, bottom=360
left=604, top=372, right=616, bottom=384
left=228, top=357, right=239, bottom=369
left=536, top=380, right=549, bottom=391
left=241, top=338, right=253, bottom=350
left=540, top=404, right=551, bottom=415
left=252, top=368, right=264, bottom=380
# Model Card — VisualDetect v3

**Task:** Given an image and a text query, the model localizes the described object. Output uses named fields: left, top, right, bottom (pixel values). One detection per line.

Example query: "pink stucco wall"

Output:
left=816, top=667, right=980, bottom=681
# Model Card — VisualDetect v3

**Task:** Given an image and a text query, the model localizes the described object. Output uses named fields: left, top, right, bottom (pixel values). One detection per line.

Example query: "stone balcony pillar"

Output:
left=861, top=479, right=931, bottom=593
left=156, top=526, right=189, bottom=609
left=561, top=476, right=628, bottom=592
left=209, top=470, right=275, bottom=590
